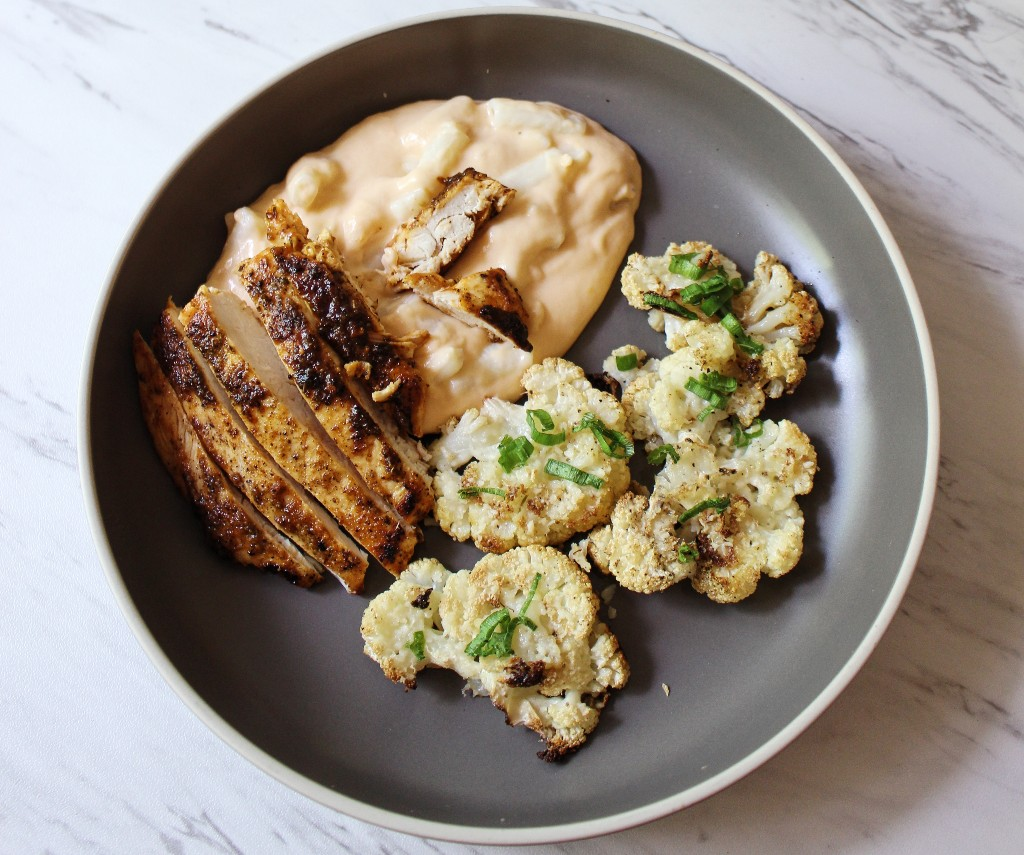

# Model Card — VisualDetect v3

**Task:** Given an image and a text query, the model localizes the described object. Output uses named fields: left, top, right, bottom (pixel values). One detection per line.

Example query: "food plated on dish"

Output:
left=132, top=95, right=825, bottom=759
left=82, top=9, right=937, bottom=843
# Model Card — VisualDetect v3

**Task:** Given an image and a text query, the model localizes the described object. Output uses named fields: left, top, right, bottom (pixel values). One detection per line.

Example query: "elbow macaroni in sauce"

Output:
left=206, top=96, right=641, bottom=432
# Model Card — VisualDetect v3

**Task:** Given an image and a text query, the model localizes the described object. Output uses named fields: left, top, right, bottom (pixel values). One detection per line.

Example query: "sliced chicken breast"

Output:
left=132, top=331, right=324, bottom=587
left=382, top=168, right=515, bottom=284
left=264, top=199, right=427, bottom=436
left=239, top=248, right=433, bottom=525
left=181, top=287, right=418, bottom=576
left=150, top=303, right=368, bottom=592
left=402, top=268, right=532, bottom=352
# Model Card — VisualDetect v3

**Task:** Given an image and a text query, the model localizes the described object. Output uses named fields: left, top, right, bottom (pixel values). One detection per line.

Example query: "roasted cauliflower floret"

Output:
left=431, top=358, right=632, bottom=552
left=602, top=344, right=648, bottom=388
left=733, top=251, right=823, bottom=352
left=620, top=240, right=741, bottom=318
left=586, top=488, right=685, bottom=594
left=731, top=251, right=823, bottom=398
left=619, top=242, right=823, bottom=405
left=587, top=419, right=817, bottom=603
left=620, top=322, right=763, bottom=446
left=360, top=546, right=629, bottom=759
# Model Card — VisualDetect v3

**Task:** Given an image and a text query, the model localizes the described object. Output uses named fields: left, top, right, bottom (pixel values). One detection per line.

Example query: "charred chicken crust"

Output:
left=133, top=331, right=324, bottom=587
left=402, top=268, right=532, bottom=351
left=264, top=199, right=427, bottom=436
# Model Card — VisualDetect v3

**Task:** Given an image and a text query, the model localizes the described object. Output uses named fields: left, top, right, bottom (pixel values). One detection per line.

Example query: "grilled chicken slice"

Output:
left=382, top=168, right=515, bottom=284
left=264, top=199, right=427, bottom=436
left=181, top=287, right=418, bottom=575
left=402, top=268, right=532, bottom=352
left=133, top=331, right=324, bottom=587
left=150, top=303, right=368, bottom=592
left=240, top=248, right=433, bottom=525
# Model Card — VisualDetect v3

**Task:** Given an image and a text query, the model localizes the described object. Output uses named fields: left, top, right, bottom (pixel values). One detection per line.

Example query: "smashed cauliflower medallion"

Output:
left=431, top=358, right=632, bottom=552
left=618, top=242, right=823, bottom=440
left=587, top=419, right=817, bottom=603
left=360, top=545, right=629, bottom=760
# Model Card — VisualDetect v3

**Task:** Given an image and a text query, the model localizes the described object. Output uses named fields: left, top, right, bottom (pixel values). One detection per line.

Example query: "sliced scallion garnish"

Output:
left=685, top=371, right=737, bottom=419
left=732, top=417, right=764, bottom=448
left=720, top=312, right=765, bottom=355
left=699, top=289, right=734, bottom=318
left=701, top=370, right=738, bottom=394
left=526, top=408, right=566, bottom=446
left=668, top=251, right=706, bottom=280
left=697, top=404, right=717, bottom=422
left=458, top=486, right=507, bottom=499
left=497, top=435, right=534, bottom=473
left=406, top=630, right=426, bottom=661
left=615, top=352, right=639, bottom=371
left=677, top=271, right=729, bottom=305
left=574, top=413, right=634, bottom=459
left=647, top=444, right=680, bottom=466
left=678, top=542, right=699, bottom=562
left=643, top=292, right=698, bottom=320
left=464, top=574, right=541, bottom=659
left=464, top=608, right=511, bottom=658
left=544, top=458, right=604, bottom=488
left=678, top=496, right=731, bottom=524
left=517, top=573, right=541, bottom=626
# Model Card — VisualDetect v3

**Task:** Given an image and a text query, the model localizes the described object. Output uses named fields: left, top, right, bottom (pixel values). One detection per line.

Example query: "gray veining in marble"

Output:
left=2, top=0, right=1024, bottom=852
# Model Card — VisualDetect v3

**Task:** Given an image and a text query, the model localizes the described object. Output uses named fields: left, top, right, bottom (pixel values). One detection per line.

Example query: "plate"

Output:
left=80, top=8, right=938, bottom=845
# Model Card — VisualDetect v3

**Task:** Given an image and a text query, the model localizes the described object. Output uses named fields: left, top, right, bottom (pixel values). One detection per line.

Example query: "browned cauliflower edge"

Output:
left=618, top=243, right=824, bottom=436
left=360, top=545, right=629, bottom=759
left=430, top=358, right=632, bottom=552
left=587, top=419, right=818, bottom=603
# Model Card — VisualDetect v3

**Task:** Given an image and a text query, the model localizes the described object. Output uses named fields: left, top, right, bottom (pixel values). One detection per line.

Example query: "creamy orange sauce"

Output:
left=206, top=96, right=641, bottom=432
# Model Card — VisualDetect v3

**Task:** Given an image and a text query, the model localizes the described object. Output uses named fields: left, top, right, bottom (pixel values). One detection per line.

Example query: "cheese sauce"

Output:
left=207, top=96, right=641, bottom=432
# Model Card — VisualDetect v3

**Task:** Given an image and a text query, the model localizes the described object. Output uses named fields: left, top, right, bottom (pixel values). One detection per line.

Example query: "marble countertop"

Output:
left=4, top=0, right=1023, bottom=851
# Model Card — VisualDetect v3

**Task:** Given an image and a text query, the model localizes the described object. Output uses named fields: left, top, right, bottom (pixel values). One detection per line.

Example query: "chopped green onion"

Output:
left=678, top=496, right=731, bottom=524
left=647, top=444, right=680, bottom=465
left=497, top=435, right=534, bottom=473
left=677, top=271, right=729, bottom=304
left=528, top=408, right=554, bottom=430
left=643, top=292, right=698, bottom=320
left=574, top=412, right=634, bottom=459
left=699, top=289, right=734, bottom=318
left=465, top=608, right=511, bottom=658
left=697, top=404, right=717, bottom=422
left=464, top=574, right=542, bottom=659
left=732, top=417, right=764, bottom=448
left=518, top=573, right=541, bottom=624
left=678, top=542, right=699, bottom=562
left=526, top=409, right=566, bottom=446
left=685, top=371, right=737, bottom=420
left=615, top=352, right=639, bottom=371
left=702, top=371, right=738, bottom=394
left=544, top=458, right=604, bottom=488
left=668, top=251, right=706, bottom=279
left=684, top=377, right=730, bottom=413
left=720, top=312, right=765, bottom=355
left=458, top=486, right=507, bottom=499
left=405, top=630, right=426, bottom=661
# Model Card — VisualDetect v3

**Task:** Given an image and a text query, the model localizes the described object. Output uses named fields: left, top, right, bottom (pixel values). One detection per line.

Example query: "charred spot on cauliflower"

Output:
left=360, top=545, right=629, bottom=759
left=431, top=358, right=632, bottom=552
left=587, top=419, right=818, bottom=603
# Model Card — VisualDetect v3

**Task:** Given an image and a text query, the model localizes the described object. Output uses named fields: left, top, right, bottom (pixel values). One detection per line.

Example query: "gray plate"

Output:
left=80, top=8, right=938, bottom=845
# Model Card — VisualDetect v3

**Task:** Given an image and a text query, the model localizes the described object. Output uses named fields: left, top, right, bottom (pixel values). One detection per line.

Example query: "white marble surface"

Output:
left=3, top=0, right=1023, bottom=851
